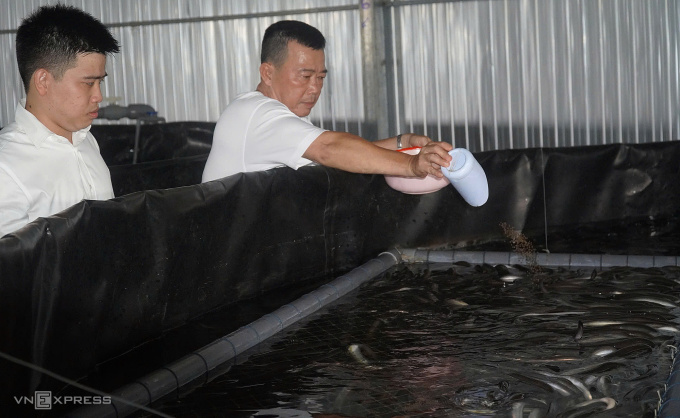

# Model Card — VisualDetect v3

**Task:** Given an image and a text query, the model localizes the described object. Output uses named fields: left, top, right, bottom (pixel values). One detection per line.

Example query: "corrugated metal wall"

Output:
left=1, top=0, right=678, bottom=151
left=391, top=0, right=680, bottom=150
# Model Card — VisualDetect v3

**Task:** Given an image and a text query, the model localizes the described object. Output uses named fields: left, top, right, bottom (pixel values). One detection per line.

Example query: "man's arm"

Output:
left=303, top=131, right=452, bottom=178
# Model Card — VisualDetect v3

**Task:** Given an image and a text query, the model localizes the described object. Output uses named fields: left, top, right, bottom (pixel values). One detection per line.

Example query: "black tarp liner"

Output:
left=1, top=125, right=680, bottom=411
left=91, top=122, right=214, bottom=166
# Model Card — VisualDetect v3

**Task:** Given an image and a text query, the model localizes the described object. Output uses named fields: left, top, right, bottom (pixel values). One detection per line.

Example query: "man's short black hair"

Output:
left=16, top=4, right=120, bottom=93
left=261, top=20, right=326, bottom=67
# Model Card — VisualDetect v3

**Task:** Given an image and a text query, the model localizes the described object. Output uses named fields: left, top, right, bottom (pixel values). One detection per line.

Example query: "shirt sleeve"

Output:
left=245, top=100, right=327, bottom=170
left=0, top=165, right=31, bottom=237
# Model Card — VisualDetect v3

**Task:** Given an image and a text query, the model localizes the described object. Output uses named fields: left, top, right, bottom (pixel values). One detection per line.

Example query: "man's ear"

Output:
left=259, top=62, right=274, bottom=86
left=32, top=69, right=50, bottom=96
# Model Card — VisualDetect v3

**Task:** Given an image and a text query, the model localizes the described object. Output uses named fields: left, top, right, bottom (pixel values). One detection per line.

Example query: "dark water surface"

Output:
left=155, top=262, right=680, bottom=417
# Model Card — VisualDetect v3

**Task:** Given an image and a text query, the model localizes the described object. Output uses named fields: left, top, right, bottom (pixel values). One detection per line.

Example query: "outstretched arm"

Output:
left=303, top=131, right=452, bottom=178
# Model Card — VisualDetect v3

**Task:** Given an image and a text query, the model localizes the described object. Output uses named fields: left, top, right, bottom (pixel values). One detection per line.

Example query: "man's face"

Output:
left=43, top=52, right=107, bottom=140
left=268, top=41, right=327, bottom=117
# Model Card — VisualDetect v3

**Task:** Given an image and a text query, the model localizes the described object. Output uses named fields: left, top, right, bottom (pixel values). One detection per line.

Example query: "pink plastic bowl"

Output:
left=384, top=147, right=450, bottom=195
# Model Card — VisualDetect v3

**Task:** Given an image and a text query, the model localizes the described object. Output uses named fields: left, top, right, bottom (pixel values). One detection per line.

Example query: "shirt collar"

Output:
left=15, top=99, right=92, bottom=147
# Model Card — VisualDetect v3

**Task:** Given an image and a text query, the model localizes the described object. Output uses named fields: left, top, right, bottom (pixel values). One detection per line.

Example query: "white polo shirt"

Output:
left=202, top=91, right=327, bottom=182
left=0, top=100, right=114, bottom=237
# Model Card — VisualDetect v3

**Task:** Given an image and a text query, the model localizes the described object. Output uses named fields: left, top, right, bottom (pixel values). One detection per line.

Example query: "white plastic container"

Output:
left=440, top=148, right=489, bottom=207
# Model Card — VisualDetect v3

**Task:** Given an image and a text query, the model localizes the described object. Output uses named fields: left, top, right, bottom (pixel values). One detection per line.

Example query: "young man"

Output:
left=0, top=5, right=120, bottom=237
left=202, top=20, right=453, bottom=183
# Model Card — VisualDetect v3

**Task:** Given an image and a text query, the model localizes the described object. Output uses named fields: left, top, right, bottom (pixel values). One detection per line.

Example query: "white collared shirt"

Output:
left=202, top=91, right=326, bottom=182
left=0, top=100, right=114, bottom=237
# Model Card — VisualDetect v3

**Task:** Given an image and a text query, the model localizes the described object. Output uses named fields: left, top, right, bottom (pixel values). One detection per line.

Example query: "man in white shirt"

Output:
left=202, top=20, right=453, bottom=183
left=0, top=5, right=119, bottom=237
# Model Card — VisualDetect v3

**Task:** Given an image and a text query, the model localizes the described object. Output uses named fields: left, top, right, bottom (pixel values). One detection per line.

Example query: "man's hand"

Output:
left=403, top=133, right=433, bottom=148
left=408, top=141, right=453, bottom=178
